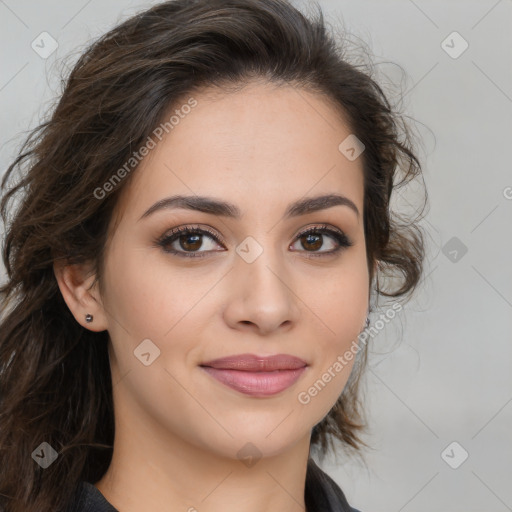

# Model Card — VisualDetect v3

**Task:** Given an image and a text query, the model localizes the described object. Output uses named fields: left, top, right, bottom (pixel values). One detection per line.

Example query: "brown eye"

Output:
left=290, top=225, right=353, bottom=257
left=157, top=226, right=224, bottom=258
left=178, top=232, right=202, bottom=252
left=300, top=232, right=323, bottom=251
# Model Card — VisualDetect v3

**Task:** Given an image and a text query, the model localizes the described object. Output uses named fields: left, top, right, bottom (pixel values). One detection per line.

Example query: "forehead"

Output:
left=114, top=81, right=364, bottom=225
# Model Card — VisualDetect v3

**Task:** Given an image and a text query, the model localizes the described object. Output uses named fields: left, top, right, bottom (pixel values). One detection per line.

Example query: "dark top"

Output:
left=65, top=459, right=361, bottom=512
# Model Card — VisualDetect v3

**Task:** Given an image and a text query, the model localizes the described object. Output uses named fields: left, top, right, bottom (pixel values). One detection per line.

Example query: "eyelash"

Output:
left=155, top=224, right=353, bottom=259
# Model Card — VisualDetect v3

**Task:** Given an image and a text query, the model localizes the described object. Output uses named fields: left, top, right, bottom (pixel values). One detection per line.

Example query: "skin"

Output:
left=55, top=80, right=371, bottom=512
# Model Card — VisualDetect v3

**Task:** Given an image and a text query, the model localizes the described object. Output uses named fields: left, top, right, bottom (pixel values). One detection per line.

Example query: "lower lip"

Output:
left=200, top=366, right=307, bottom=397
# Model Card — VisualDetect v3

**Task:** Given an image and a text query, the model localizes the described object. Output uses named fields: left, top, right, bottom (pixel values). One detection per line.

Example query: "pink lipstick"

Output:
left=200, top=353, right=308, bottom=397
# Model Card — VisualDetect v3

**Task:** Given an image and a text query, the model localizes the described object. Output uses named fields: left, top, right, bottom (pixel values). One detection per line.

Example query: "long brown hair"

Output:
left=0, top=0, right=426, bottom=510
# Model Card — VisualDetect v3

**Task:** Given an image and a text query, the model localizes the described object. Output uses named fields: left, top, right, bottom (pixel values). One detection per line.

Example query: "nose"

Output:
left=222, top=248, right=301, bottom=336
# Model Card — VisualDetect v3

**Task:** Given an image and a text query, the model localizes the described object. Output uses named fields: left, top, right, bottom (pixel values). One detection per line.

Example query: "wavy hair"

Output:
left=0, top=0, right=427, bottom=510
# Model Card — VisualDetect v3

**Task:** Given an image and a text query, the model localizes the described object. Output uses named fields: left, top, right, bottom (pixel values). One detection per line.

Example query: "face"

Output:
left=97, top=81, right=369, bottom=460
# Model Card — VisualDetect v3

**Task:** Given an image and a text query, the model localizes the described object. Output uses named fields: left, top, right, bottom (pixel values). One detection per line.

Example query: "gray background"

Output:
left=1, top=1, right=511, bottom=511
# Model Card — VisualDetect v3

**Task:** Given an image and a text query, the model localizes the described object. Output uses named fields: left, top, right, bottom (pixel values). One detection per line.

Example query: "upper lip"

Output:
left=200, top=353, right=308, bottom=371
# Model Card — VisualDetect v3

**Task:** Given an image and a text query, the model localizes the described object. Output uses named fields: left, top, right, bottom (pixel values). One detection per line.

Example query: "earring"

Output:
left=85, top=313, right=93, bottom=323
left=365, top=316, right=370, bottom=328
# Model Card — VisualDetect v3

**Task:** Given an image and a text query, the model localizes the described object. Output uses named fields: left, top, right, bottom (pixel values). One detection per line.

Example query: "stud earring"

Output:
left=85, top=313, right=93, bottom=323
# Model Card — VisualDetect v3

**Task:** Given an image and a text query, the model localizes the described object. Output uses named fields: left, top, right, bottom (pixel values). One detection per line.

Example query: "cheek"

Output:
left=306, top=256, right=369, bottom=339
left=294, top=276, right=367, bottom=426
left=300, top=254, right=368, bottom=388
left=102, top=244, right=197, bottom=338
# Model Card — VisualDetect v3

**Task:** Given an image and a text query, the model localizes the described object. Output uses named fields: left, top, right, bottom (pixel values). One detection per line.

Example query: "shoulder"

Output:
left=63, top=481, right=118, bottom=512
left=305, top=457, right=363, bottom=512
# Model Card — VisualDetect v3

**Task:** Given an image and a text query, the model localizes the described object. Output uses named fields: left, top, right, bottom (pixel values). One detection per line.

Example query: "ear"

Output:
left=53, top=260, right=108, bottom=332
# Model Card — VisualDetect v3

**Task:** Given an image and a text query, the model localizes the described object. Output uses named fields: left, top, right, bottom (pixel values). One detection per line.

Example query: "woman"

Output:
left=0, top=0, right=426, bottom=511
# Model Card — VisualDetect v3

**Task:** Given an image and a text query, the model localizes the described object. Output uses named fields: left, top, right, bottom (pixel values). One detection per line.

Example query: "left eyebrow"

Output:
left=137, top=193, right=360, bottom=222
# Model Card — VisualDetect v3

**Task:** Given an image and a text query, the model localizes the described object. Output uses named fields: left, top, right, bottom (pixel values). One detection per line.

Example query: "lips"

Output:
left=200, top=353, right=307, bottom=372
left=199, top=353, right=308, bottom=397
